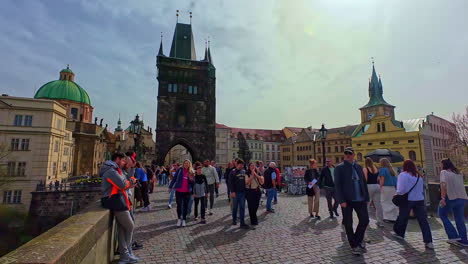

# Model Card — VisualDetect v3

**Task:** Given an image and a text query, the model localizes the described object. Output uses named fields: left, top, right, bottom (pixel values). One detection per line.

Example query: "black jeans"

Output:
left=325, top=187, right=338, bottom=213
left=205, top=184, right=215, bottom=210
left=176, top=192, right=190, bottom=220
left=140, top=181, right=150, bottom=207
left=342, top=201, right=369, bottom=248
left=394, top=200, right=433, bottom=243
left=246, top=189, right=261, bottom=225
left=194, top=197, right=206, bottom=219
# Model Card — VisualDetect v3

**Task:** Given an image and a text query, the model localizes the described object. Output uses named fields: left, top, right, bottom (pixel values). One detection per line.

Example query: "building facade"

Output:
left=352, top=64, right=426, bottom=170
left=215, top=124, right=230, bottom=167
left=0, top=96, right=74, bottom=213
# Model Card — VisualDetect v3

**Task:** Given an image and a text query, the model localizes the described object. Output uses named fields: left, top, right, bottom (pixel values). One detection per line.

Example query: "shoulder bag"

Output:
left=392, top=175, right=419, bottom=207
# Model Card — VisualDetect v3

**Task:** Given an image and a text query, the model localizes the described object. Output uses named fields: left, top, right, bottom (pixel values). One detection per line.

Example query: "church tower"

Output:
left=155, top=16, right=216, bottom=164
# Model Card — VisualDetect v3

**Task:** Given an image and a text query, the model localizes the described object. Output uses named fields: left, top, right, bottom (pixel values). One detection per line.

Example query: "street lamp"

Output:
left=129, top=114, right=143, bottom=160
left=319, top=124, right=328, bottom=168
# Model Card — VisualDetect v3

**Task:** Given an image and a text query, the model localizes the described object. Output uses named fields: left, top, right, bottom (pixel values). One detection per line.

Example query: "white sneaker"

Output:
left=194, top=217, right=199, bottom=221
left=168, top=204, right=172, bottom=209
left=182, top=220, right=186, bottom=227
left=376, top=222, right=385, bottom=228
left=177, top=219, right=182, bottom=227
left=425, top=242, right=435, bottom=249
left=141, top=206, right=150, bottom=212
left=129, top=253, right=140, bottom=262
left=447, top=238, right=461, bottom=245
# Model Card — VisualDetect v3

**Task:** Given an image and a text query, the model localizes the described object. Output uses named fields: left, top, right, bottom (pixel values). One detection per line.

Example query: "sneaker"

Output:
left=425, top=242, right=434, bottom=250
left=132, top=241, right=143, bottom=250
left=315, top=215, right=321, bottom=220
left=392, top=232, right=405, bottom=240
left=232, top=221, right=237, bottom=226
left=182, top=220, right=186, bottom=227
left=141, top=206, right=150, bottom=212
left=129, top=254, right=141, bottom=262
left=200, top=219, right=206, bottom=224
left=351, top=247, right=362, bottom=256
left=167, top=204, right=172, bottom=209
left=208, top=209, right=213, bottom=216
left=310, top=214, right=314, bottom=218
left=447, top=238, right=461, bottom=245
left=177, top=219, right=182, bottom=227
left=119, top=255, right=138, bottom=264
left=194, top=217, right=199, bottom=221
left=267, top=209, right=275, bottom=213
left=456, top=240, right=468, bottom=247
left=329, top=212, right=334, bottom=219
left=376, top=222, right=385, bottom=228
left=334, top=209, right=339, bottom=217
left=358, top=243, right=367, bottom=252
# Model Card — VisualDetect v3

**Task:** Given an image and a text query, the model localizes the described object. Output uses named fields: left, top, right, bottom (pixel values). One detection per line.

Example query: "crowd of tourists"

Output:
left=100, top=147, right=467, bottom=263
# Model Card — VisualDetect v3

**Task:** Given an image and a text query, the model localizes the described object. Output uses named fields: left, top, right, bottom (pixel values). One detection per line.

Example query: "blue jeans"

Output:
left=439, top=198, right=467, bottom=242
left=168, top=188, right=175, bottom=206
left=232, top=192, right=246, bottom=225
left=394, top=200, right=433, bottom=243
left=162, top=174, right=167, bottom=186
left=266, top=188, right=276, bottom=211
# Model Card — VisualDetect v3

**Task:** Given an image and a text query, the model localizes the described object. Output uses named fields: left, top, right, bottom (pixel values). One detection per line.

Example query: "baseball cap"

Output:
left=344, top=147, right=355, bottom=155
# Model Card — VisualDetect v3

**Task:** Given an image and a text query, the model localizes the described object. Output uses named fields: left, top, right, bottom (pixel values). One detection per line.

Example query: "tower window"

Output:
left=382, top=122, right=386, bottom=132
left=377, top=123, right=381, bottom=132
left=71, top=108, right=78, bottom=120
left=193, top=86, right=198, bottom=94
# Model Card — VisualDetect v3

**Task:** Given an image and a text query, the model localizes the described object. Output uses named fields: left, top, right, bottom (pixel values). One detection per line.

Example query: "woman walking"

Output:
left=393, top=160, right=433, bottom=249
left=379, top=158, right=398, bottom=222
left=438, top=158, right=468, bottom=247
left=304, top=159, right=321, bottom=219
left=363, top=157, right=384, bottom=227
left=246, top=162, right=264, bottom=226
left=168, top=160, right=194, bottom=227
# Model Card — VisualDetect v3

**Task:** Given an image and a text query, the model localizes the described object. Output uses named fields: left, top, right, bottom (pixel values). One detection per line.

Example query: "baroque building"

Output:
left=0, top=96, right=74, bottom=213
left=155, top=20, right=216, bottom=164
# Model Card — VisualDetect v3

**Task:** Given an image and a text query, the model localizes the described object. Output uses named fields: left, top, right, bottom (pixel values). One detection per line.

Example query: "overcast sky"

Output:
left=1, top=0, right=467, bottom=132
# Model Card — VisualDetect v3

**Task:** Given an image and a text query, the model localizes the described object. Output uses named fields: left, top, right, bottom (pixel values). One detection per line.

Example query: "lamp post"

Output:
left=129, top=114, right=143, bottom=160
left=319, top=124, right=328, bottom=168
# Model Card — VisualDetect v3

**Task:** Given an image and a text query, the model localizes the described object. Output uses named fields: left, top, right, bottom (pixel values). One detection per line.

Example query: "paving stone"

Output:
left=132, top=185, right=468, bottom=264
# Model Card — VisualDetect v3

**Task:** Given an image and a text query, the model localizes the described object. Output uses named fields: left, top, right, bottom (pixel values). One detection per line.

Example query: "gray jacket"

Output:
left=202, top=166, right=220, bottom=185
left=100, top=160, right=129, bottom=198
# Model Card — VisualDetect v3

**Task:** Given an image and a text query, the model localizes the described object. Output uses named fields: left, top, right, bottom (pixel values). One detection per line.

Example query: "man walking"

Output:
left=228, top=159, right=251, bottom=229
left=211, top=160, right=222, bottom=198
left=320, top=159, right=339, bottom=218
left=202, top=159, right=219, bottom=215
left=335, top=147, right=370, bottom=256
left=264, top=162, right=277, bottom=213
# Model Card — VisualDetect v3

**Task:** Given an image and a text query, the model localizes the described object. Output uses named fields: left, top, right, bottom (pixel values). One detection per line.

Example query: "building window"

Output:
left=3, top=190, right=22, bottom=204
left=327, top=147, right=331, bottom=153
left=367, top=142, right=373, bottom=146
left=318, top=157, right=322, bottom=164
left=52, top=162, right=57, bottom=176
left=17, top=162, right=26, bottom=176
left=54, top=141, right=59, bottom=152
left=193, top=86, right=198, bottom=94
left=232, top=142, right=236, bottom=148
left=62, top=162, right=68, bottom=172
left=409, top=151, right=417, bottom=161
left=357, top=144, right=361, bottom=147
left=317, top=147, right=321, bottom=153
left=168, top=83, right=173, bottom=92
left=10, top=138, right=19, bottom=150
left=393, top=141, right=399, bottom=144
left=340, top=146, right=344, bottom=152
left=173, top=84, right=178, bottom=93
left=335, top=157, right=340, bottom=163
left=408, top=140, right=414, bottom=143
left=57, top=119, right=62, bottom=130
left=377, top=123, right=381, bottom=132
left=335, top=146, right=339, bottom=152
left=14, top=115, right=23, bottom=126
left=382, top=122, right=386, bottom=132
left=380, top=142, right=385, bottom=145
left=64, top=147, right=69, bottom=156
left=21, top=139, right=30, bottom=150
left=7, top=162, right=15, bottom=176
left=188, top=85, right=193, bottom=94
left=357, top=153, right=363, bottom=162
left=71, top=108, right=78, bottom=119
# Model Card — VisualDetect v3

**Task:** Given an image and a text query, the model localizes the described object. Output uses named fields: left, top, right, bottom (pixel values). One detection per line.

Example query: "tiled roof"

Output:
left=285, top=127, right=304, bottom=134
left=216, top=123, right=285, bottom=142
left=317, top=125, right=359, bottom=139
left=216, top=123, right=230, bottom=129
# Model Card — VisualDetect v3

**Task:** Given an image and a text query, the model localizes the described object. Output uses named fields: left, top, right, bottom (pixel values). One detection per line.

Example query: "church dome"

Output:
left=34, top=66, right=91, bottom=105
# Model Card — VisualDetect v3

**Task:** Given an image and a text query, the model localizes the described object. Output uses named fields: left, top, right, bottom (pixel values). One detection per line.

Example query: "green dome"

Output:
left=34, top=80, right=91, bottom=105
left=60, top=68, right=73, bottom=73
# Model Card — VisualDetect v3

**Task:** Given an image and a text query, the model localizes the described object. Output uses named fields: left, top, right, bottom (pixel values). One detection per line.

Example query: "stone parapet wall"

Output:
left=0, top=201, right=115, bottom=264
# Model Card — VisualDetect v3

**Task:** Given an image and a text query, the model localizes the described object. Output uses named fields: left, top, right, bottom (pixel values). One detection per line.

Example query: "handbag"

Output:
left=392, top=176, right=419, bottom=207
left=101, top=178, right=129, bottom=211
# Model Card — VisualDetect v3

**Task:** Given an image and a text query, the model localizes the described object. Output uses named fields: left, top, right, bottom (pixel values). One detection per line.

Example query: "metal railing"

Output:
left=35, top=182, right=101, bottom=192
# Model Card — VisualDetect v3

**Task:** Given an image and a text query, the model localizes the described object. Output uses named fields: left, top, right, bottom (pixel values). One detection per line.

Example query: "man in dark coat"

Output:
left=334, top=147, right=370, bottom=256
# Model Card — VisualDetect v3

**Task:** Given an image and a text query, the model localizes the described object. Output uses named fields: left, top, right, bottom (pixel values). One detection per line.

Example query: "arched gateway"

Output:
left=155, top=20, right=216, bottom=165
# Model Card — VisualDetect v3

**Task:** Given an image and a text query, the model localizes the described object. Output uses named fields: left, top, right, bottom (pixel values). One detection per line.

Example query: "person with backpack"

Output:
left=246, top=162, right=264, bottom=226
left=392, top=160, right=434, bottom=249
left=192, top=163, right=208, bottom=224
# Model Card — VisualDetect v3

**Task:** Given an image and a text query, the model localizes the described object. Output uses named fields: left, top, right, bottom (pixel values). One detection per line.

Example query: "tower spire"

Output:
left=190, top=11, right=192, bottom=24
left=361, top=61, right=392, bottom=108
left=207, top=38, right=213, bottom=64
left=158, top=32, right=164, bottom=56
left=203, top=39, right=208, bottom=61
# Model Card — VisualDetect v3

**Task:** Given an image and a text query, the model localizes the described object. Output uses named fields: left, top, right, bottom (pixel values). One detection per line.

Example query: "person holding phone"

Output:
left=246, top=163, right=264, bottom=226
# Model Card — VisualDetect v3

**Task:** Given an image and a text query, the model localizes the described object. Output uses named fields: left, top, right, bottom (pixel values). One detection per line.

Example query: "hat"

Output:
left=344, top=147, right=355, bottom=154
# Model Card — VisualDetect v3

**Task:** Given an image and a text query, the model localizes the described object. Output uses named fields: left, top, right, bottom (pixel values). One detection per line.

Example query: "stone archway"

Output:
left=156, top=137, right=200, bottom=166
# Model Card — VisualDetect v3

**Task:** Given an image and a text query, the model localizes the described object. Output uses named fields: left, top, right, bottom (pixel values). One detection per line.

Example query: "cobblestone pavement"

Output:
left=132, top=185, right=468, bottom=264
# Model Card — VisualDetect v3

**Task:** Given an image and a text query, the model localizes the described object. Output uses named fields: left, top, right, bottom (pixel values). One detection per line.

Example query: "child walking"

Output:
left=193, top=164, right=209, bottom=224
